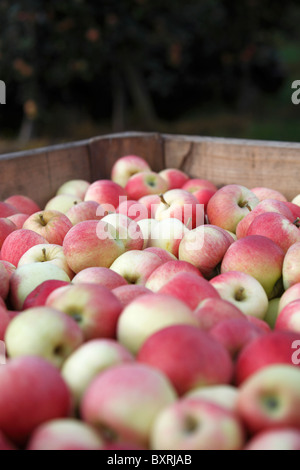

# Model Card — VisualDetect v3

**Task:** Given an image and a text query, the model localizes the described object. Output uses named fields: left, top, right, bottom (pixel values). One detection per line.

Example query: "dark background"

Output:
left=0, top=0, right=299, bottom=153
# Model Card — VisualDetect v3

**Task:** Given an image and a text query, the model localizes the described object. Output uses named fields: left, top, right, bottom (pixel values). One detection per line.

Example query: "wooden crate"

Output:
left=1, top=132, right=300, bottom=206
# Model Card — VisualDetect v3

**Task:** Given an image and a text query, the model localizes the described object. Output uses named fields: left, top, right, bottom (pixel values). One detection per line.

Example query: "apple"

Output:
left=159, top=169, right=189, bottom=190
left=110, top=250, right=163, bottom=286
left=237, top=365, right=300, bottom=433
left=144, top=247, right=177, bottom=263
left=10, top=263, right=71, bottom=311
left=276, top=300, right=300, bottom=333
left=207, top=185, right=259, bottom=233
left=63, top=220, right=125, bottom=273
left=179, top=225, right=234, bottom=279
left=185, top=385, right=239, bottom=413
left=0, top=202, right=19, bottom=218
left=182, top=178, right=218, bottom=194
left=0, top=356, right=71, bottom=445
left=0, top=218, right=17, bottom=249
left=246, top=212, right=300, bottom=254
left=117, top=293, right=198, bottom=355
left=45, top=194, right=83, bottom=214
left=111, top=155, right=152, bottom=187
left=0, top=260, right=16, bottom=279
left=0, top=262, right=9, bottom=300
left=112, top=285, right=153, bottom=309
left=46, top=283, right=123, bottom=340
left=62, top=339, right=134, bottom=407
left=248, top=316, right=271, bottom=333
left=23, top=210, right=73, bottom=245
left=245, top=428, right=300, bottom=451
left=101, top=213, right=144, bottom=251
left=81, top=363, right=176, bottom=447
left=193, top=189, right=216, bottom=210
left=145, top=260, right=201, bottom=293
left=1, top=229, right=49, bottom=267
left=84, top=180, right=125, bottom=213
left=66, top=201, right=101, bottom=225
left=210, top=271, right=269, bottom=319
left=221, top=235, right=285, bottom=299
left=250, top=187, right=287, bottom=202
left=73, top=267, right=128, bottom=290
left=292, top=194, right=300, bottom=206
left=193, top=298, right=245, bottom=331
left=117, top=199, right=148, bottom=221
left=23, top=280, right=70, bottom=310
left=125, top=172, right=168, bottom=201
left=235, top=331, right=300, bottom=385
left=27, top=419, right=104, bottom=451
left=7, top=213, right=29, bottom=229
left=155, top=189, right=203, bottom=229
left=149, top=218, right=189, bottom=258
left=0, top=430, right=16, bottom=451
left=5, top=307, right=84, bottom=368
left=265, top=298, right=280, bottom=329
left=136, top=218, right=158, bottom=249
left=283, top=242, right=300, bottom=290
left=0, top=306, right=10, bottom=341
left=210, top=318, right=267, bottom=358
left=5, top=194, right=41, bottom=215
left=18, top=243, right=74, bottom=279
left=236, top=199, right=294, bottom=239
left=56, top=179, right=90, bottom=200
left=150, top=398, right=245, bottom=450
left=284, top=202, right=300, bottom=220
left=138, top=325, right=233, bottom=395
left=158, top=272, right=220, bottom=311
left=138, top=194, right=161, bottom=218
left=279, top=283, right=300, bottom=312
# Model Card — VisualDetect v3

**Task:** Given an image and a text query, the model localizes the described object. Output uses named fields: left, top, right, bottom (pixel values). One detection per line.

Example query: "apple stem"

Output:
left=293, top=217, right=300, bottom=228
left=159, top=194, right=170, bottom=208
left=42, top=248, right=47, bottom=262
left=239, top=201, right=252, bottom=212
left=39, top=213, right=47, bottom=226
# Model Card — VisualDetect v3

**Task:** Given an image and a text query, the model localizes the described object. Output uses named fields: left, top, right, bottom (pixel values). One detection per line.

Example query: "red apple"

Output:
left=276, top=300, right=300, bottom=333
left=117, top=199, right=148, bottom=221
left=138, top=195, right=161, bottom=218
left=283, top=242, right=300, bottom=290
left=159, top=169, right=189, bottom=190
left=110, top=250, right=163, bottom=286
left=245, top=428, right=300, bottom=451
left=146, top=260, right=202, bottom=292
left=111, top=155, right=152, bottom=187
left=236, top=199, right=294, bottom=239
left=0, top=229, right=48, bottom=267
left=182, top=179, right=218, bottom=194
left=7, top=213, right=29, bottom=229
left=250, top=187, right=287, bottom=202
left=73, top=267, right=128, bottom=290
left=84, top=180, right=126, bottom=212
left=23, top=210, right=73, bottom=245
left=5, top=195, right=40, bottom=215
left=284, top=202, right=300, bottom=220
left=125, top=172, right=168, bottom=201
left=158, top=272, right=220, bottom=311
left=210, top=318, right=267, bottom=358
left=0, top=356, right=71, bottom=445
left=207, top=185, right=259, bottom=233
left=46, top=283, right=123, bottom=340
left=0, top=430, right=16, bottom=450
left=138, top=325, right=233, bottom=395
left=193, top=189, right=216, bottom=210
left=23, top=280, right=70, bottom=310
left=221, top=235, right=285, bottom=299
left=235, top=331, right=300, bottom=385
left=0, top=202, right=19, bottom=218
left=144, top=247, right=177, bottom=264
left=155, top=189, right=204, bottom=229
left=194, top=298, right=245, bottom=331
left=0, top=218, right=17, bottom=249
left=66, top=201, right=101, bottom=225
left=246, top=212, right=300, bottom=254
left=112, top=285, right=152, bottom=308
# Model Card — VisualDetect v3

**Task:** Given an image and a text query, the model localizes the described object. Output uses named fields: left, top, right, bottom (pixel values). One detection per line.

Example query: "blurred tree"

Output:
left=0, top=0, right=299, bottom=139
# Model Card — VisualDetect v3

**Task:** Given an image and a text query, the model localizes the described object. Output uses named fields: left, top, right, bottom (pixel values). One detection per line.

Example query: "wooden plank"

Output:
left=0, top=140, right=91, bottom=207
left=89, top=132, right=165, bottom=180
left=163, top=135, right=300, bottom=200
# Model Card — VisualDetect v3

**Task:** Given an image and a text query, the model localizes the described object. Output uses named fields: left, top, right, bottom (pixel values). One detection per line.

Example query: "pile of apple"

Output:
left=0, top=154, right=300, bottom=451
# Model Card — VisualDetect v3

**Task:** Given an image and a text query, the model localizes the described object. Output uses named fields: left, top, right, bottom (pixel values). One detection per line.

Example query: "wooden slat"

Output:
left=163, top=135, right=300, bottom=200
left=89, top=132, right=165, bottom=181
left=0, top=140, right=91, bottom=207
